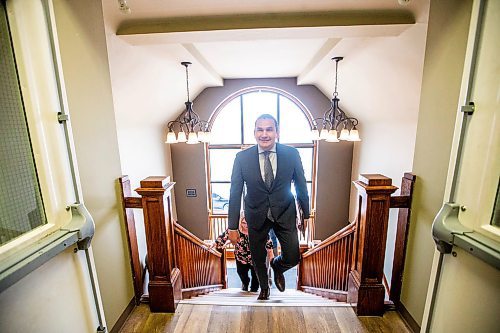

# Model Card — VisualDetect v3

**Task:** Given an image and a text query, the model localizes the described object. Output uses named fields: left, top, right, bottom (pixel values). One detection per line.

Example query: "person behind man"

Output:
left=227, top=114, right=310, bottom=300
left=211, top=212, right=274, bottom=292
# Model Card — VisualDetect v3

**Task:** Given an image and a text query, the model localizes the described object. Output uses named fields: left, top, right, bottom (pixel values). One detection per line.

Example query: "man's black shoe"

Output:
left=250, top=286, right=259, bottom=292
left=270, top=258, right=286, bottom=292
left=241, top=283, right=249, bottom=292
left=257, top=288, right=270, bottom=300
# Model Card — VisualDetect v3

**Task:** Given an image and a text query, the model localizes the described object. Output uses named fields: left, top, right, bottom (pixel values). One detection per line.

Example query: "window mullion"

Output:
left=277, top=94, right=280, bottom=142
left=240, top=95, right=244, bottom=145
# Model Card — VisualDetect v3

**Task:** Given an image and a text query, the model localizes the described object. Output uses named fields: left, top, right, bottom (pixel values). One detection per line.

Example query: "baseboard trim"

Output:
left=397, top=301, right=420, bottom=333
left=110, top=297, right=136, bottom=333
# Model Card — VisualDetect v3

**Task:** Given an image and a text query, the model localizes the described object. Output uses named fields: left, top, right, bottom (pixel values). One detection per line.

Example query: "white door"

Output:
left=422, top=0, right=500, bottom=332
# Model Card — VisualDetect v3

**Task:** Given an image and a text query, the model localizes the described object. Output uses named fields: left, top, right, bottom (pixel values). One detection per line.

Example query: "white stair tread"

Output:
left=180, top=288, right=349, bottom=307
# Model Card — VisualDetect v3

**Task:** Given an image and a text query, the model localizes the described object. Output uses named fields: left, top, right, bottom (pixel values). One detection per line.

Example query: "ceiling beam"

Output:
left=297, top=38, right=341, bottom=85
left=182, top=44, right=223, bottom=86
left=117, top=10, right=415, bottom=36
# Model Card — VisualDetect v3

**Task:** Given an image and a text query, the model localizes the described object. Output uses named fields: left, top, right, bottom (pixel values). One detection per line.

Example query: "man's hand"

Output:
left=228, top=229, right=239, bottom=245
left=298, top=218, right=309, bottom=237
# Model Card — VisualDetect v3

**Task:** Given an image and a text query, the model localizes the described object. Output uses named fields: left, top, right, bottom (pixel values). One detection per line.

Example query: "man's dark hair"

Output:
left=255, top=114, right=279, bottom=131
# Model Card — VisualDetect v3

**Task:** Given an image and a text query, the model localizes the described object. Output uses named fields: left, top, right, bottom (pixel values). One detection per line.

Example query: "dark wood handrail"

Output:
left=174, top=222, right=226, bottom=298
left=302, top=222, right=356, bottom=258
left=174, top=222, right=222, bottom=258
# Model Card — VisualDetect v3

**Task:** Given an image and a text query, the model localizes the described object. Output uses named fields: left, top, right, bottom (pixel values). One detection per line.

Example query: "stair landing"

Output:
left=179, top=288, right=351, bottom=307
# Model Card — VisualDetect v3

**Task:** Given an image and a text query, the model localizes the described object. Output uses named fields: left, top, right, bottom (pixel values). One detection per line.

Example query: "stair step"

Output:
left=180, top=288, right=349, bottom=307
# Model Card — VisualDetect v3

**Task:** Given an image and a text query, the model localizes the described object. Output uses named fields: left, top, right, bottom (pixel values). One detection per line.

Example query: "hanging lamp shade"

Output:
left=311, top=57, right=361, bottom=143
left=165, top=62, right=211, bottom=144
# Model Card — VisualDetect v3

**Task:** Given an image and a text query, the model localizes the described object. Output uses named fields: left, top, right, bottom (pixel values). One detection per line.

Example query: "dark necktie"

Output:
left=263, top=151, right=274, bottom=189
left=263, top=151, right=274, bottom=221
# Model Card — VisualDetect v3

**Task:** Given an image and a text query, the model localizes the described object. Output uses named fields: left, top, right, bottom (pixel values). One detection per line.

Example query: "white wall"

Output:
left=346, top=24, right=428, bottom=193
left=331, top=23, right=429, bottom=286
left=102, top=13, right=183, bottom=272
left=104, top=34, right=179, bottom=189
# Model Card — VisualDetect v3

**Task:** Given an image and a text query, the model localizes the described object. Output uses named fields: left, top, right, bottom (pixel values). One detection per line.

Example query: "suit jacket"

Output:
left=228, top=143, right=310, bottom=230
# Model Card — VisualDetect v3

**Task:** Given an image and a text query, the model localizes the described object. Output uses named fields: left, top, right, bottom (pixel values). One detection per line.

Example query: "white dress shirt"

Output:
left=257, top=144, right=277, bottom=183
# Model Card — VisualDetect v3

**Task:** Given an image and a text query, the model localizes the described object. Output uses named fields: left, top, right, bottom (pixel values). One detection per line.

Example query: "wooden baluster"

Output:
left=136, top=177, right=182, bottom=312
left=333, top=244, right=338, bottom=290
left=328, top=247, right=333, bottom=289
left=340, top=242, right=344, bottom=290
left=202, top=249, right=207, bottom=285
left=199, top=247, right=204, bottom=285
left=347, top=174, right=397, bottom=316
left=345, top=236, right=350, bottom=290
left=189, top=244, right=194, bottom=287
left=334, top=244, right=340, bottom=289
left=340, top=240, right=345, bottom=290
left=221, top=249, right=227, bottom=288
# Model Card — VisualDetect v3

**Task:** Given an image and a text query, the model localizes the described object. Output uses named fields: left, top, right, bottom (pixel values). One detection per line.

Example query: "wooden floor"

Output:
left=119, top=303, right=412, bottom=333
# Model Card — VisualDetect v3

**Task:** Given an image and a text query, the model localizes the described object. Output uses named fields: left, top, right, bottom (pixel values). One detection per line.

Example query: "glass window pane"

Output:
left=242, top=91, right=278, bottom=144
left=209, top=149, right=239, bottom=181
left=210, top=98, right=241, bottom=144
left=297, top=148, right=313, bottom=181
left=211, top=183, right=231, bottom=214
left=291, top=183, right=312, bottom=204
left=0, top=7, right=46, bottom=247
left=279, top=95, right=313, bottom=144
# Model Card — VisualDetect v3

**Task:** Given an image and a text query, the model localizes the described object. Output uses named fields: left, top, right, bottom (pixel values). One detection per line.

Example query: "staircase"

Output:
left=179, top=288, right=350, bottom=307
left=120, top=173, right=416, bottom=315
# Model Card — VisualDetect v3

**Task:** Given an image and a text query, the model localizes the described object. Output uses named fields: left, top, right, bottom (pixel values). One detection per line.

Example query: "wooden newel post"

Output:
left=136, top=176, right=182, bottom=312
left=348, top=174, right=397, bottom=316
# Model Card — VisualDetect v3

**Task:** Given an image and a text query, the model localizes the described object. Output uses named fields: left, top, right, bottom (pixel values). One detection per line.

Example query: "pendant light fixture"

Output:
left=165, top=62, right=211, bottom=144
left=312, top=57, right=361, bottom=142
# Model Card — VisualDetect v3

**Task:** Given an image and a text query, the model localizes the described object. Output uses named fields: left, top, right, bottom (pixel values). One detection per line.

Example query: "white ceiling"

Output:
left=101, top=0, right=429, bottom=125
left=103, top=0, right=426, bottom=80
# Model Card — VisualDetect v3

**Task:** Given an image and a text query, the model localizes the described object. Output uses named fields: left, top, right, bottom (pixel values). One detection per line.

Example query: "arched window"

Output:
left=206, top=87, right=317, bottom=217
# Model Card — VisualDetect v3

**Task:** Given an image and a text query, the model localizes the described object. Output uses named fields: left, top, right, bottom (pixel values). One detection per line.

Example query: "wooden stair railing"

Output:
left=298, top=222, right=356, bottom=302
left=298, top=173, right=415, bottom=317
left=388, top=173, right=417, bottom=308
left=134, top=176, right=182, bottom=313
left=174, top=222, right=227, bottom=299
left=347, top=174, right=398, bottom=316
left=119, top=175, right=228, bottom=313
left=118, top=175, right=144, bottom=306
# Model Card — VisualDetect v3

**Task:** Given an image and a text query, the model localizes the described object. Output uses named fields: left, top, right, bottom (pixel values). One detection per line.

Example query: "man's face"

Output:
left=254, top=118, right=278, bottom=151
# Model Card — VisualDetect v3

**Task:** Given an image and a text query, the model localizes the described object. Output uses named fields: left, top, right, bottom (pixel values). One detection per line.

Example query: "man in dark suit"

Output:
left=228, top=114, right=310, bottom=300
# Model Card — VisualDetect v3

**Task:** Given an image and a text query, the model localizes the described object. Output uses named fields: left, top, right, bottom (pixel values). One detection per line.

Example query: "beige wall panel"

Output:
left=52, top=0, right=133, bottom=329
left=402, top=0, right=473, bottom=325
